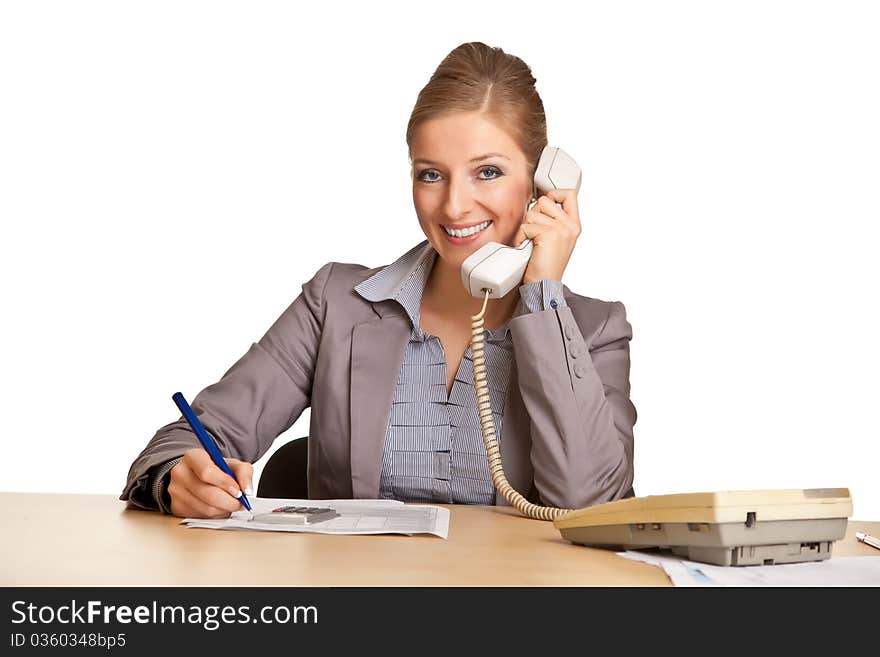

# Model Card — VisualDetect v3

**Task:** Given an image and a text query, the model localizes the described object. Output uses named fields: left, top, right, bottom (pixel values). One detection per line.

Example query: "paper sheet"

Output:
left=182, top=497, right=449, bottom=539
left=617, top=550, right=880, bottom=586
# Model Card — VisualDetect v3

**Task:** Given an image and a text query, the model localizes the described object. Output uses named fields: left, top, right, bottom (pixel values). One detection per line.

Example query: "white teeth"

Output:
left=443, top=220, right=491, bottom=238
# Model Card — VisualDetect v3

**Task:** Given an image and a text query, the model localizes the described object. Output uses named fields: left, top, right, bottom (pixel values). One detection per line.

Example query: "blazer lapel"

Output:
left=349, top=302, right=412, bottom=499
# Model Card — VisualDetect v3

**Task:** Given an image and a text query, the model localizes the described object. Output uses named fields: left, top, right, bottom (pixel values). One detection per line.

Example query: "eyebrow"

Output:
left=411, top=152, right=511, bottom=166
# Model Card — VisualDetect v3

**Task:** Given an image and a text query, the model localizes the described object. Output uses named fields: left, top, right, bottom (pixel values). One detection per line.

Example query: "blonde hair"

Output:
left=406, top=42, right=548, bottom=174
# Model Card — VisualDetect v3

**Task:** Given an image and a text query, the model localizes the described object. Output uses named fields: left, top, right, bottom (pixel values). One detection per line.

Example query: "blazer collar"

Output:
left=353, top=239, right=435, bottom=334
left=352, top=238, right=516, bottom=341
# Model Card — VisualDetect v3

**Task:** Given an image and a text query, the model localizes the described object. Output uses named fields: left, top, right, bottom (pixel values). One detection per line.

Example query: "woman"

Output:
left=121, top=42, right=637, bottom=519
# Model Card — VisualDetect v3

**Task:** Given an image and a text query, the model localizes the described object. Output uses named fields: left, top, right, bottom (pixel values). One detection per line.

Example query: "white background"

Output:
left=2, top=1, right=877, bottom=519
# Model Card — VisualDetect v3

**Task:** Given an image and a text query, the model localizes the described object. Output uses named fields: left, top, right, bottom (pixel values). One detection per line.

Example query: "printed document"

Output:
left=182, top=497, right=449, bottom=538
left=617, top=550, right=880, bottom=586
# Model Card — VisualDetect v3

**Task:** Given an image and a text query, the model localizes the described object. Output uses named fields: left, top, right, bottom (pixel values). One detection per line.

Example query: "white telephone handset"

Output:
left=463, top=145, right=584, bottom=522
left=460, top=145, right=582, bottom=298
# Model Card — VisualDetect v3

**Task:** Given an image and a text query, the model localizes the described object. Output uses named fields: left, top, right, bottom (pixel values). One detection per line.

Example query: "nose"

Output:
left=443, top=175, right=475, bottom=220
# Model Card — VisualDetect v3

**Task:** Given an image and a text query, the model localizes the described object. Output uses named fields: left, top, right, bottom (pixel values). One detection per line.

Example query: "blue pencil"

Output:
left=172, top=391, right=252, bottom=511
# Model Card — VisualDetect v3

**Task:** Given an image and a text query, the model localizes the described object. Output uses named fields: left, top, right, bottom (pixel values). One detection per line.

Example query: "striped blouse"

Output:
left=353, top=240, right=567, bottom=504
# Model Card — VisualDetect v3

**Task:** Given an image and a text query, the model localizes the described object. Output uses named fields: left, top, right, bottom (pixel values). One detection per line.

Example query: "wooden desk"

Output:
left=2, top=493, right=878, bottom=586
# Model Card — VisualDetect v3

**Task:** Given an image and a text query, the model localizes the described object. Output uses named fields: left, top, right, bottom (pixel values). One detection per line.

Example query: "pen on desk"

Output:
left=856, top=531, right=880, bottom=551
left=172, top=391, right=252, bottom=512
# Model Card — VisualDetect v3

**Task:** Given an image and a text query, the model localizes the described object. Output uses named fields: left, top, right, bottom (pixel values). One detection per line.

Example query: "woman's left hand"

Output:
left=512, top=188, right=582, bottom=285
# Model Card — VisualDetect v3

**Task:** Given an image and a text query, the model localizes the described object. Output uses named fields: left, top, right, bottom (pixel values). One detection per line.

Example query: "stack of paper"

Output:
left=182, top=497, right=449, bottom=539
left=618, top=550, right=880, bottom=586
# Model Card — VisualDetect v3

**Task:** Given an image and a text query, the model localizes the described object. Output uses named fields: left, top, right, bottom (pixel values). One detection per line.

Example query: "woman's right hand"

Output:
left=168, top=448, right=254, bottom=519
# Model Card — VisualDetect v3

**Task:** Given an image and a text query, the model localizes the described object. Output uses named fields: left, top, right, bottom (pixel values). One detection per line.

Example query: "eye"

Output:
left=478, top=166, right=503, bottom=180
left=416, top=169, right=441, bottom=183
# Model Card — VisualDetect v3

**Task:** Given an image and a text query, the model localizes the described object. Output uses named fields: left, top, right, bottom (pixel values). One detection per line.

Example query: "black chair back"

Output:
left=256, top=436, right=309, bottom=499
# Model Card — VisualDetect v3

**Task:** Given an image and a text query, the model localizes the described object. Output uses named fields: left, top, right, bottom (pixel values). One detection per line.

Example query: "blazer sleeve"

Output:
left=508, top=299, right=636, bottom=509
left=119, top=261, right=334, bottom=510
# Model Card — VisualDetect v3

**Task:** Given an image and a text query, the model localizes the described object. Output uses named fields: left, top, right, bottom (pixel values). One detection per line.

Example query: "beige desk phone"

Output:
left=460, top=145, right=853, bottom=566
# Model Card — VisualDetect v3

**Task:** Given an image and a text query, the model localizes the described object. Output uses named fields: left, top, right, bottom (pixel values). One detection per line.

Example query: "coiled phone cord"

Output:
left=470, top=289, right=573, bottom=521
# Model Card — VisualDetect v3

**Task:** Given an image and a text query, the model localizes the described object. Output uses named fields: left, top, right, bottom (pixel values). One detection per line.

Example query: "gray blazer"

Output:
left=121, top=258, right=637, bottom=510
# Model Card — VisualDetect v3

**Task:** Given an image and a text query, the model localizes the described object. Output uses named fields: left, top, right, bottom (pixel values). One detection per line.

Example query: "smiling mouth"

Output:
left=441, top=220, right=492, bottom=238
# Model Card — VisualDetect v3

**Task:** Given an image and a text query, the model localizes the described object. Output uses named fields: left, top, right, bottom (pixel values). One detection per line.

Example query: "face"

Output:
left=410, top=111, right=533, bottom=269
